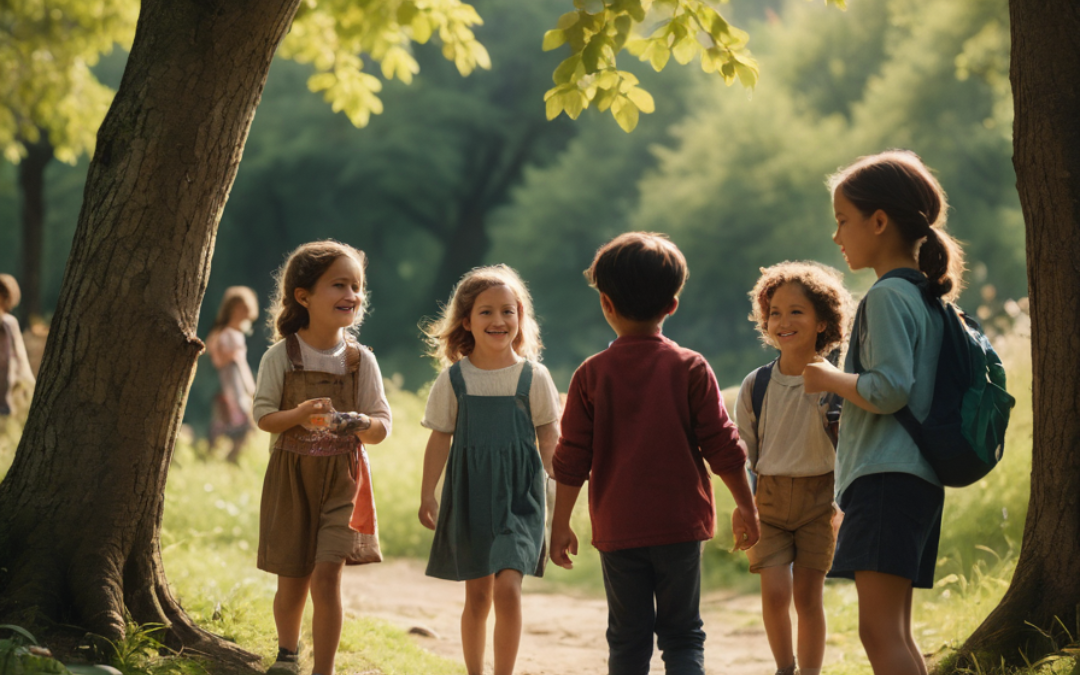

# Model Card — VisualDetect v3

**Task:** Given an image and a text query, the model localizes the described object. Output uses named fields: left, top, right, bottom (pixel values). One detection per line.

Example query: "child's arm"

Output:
left=716, top=460, right=760, bottom=550
left=258, top=397, right=330, bottom=434
left=803, top=358, right=883, bottom=414
left=418, top=430, right=452, bottom=530
left=536, top=421, right=558, bottom=478
left=550, top=481, right=581, bottom=569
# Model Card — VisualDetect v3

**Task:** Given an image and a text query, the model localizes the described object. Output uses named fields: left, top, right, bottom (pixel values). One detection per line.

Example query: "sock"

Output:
left=797, top=669, right=821, bottom=675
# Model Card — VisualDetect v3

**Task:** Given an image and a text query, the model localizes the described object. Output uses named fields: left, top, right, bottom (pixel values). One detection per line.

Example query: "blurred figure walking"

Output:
left=207, top=286, right=259, bottom=462
left=0, top=274, right=35, bottom=419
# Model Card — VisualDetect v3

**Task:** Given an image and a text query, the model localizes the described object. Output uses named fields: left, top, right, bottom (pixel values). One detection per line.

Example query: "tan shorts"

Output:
left=258, top=450, right=359, bottom=577
left=746, top=472, right=836, bottom=573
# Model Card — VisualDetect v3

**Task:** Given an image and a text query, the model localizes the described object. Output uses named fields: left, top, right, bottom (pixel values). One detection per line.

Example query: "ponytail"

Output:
left=919, top=228, right=965, bottom=302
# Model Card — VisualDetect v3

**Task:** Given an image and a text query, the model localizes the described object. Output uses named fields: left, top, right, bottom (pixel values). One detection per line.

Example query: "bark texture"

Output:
left=954, top=0, right=1080, bottom=666
left=0, top=0, right=300, bottom=667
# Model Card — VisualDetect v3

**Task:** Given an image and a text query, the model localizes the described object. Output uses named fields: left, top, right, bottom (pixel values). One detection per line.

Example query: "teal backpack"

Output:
left=851, top=268, right=1016, bottom=487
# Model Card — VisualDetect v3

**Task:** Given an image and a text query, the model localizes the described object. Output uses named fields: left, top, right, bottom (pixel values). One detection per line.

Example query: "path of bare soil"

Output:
left=343, top=558, right=776, bottom=675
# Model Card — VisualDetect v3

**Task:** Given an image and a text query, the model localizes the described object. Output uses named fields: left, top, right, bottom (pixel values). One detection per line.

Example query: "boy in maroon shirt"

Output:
left=551, top=232, right=760, bottom=675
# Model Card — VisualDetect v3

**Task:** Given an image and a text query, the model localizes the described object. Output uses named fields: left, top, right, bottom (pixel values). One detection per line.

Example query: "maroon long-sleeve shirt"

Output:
left=553, top=333, right=746, bottom=552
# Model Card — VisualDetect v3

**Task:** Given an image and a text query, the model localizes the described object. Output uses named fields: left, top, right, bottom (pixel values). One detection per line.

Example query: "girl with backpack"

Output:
left=803, top=150, right=966, bottom=675
left=735, top=261, right=852, bottom=675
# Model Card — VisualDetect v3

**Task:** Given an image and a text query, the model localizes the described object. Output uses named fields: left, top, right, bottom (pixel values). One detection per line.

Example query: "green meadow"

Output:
left=1, top=333, right=1075, bottom=674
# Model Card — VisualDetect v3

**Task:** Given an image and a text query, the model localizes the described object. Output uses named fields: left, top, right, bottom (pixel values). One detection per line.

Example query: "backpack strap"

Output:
left=750, top=359, right=776, bottom=442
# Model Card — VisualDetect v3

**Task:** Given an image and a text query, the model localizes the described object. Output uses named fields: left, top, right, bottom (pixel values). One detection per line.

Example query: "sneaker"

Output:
left=266, top=645, right=301, bottom=675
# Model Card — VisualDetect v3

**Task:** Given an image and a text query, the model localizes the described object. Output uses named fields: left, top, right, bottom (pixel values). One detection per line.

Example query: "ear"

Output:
left=667, top=297, right=679, bottom=316
left=599, top=293, right=615, bottom=315
left=871, top=208, right=890, bottom=235
left=293, top=287, right=309, bottom=308
left=462, top=316, right=471, bottom=332
left=817, top=320, right=827, bottom=334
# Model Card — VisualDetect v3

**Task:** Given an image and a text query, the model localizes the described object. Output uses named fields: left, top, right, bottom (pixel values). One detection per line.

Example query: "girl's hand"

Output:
left=418, top=496, right=439, bottom=530
left=550, top=522, right=578, bottom=569
left=298, top=398, right=333, bottom=430
left=731, top=504, right=760, bottom=552
left=803, top=358, right=839, bottom=395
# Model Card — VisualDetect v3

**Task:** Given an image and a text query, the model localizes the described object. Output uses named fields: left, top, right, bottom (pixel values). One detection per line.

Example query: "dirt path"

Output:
left=342, top=559, right=774, bottom=675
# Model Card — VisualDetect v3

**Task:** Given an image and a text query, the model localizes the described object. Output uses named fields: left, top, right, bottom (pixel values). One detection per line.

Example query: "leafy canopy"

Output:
left=540, top=0, right=845, bottom=132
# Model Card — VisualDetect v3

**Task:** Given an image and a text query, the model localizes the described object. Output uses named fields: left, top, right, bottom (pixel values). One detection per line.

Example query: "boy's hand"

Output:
left=731, top=504, right=761, bottom=551
left=550, top=523, right=578, bottom=569
left=831, top=501, right=844, bottom=538
left=418, top=496, right=439, bottom=530
left=802, top=357, right=838, bottom=395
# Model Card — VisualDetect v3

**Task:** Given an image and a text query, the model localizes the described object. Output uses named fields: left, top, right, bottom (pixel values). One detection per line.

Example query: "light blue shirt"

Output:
left=835, top=275, right=944, bottom=498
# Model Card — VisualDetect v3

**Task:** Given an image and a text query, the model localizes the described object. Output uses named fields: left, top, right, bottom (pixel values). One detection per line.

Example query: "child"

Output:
left=550, top=232, right=760, bottom=674
left=206, top=285, right=259, bottom=462
left=418, top=264, right=561, bottom=675
left=252, top=241, right=392, bottom=675
left=0, top=274, right=35, bottom=418
left=735, top=261, right=852, bottom=675
left=803, top=150, right=965, bottom=675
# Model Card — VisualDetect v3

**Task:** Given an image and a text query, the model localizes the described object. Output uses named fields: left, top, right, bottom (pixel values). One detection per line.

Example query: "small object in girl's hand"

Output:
left=329, top=412, right=372, bottom=435
left=309, top=413, right=335, bottom=428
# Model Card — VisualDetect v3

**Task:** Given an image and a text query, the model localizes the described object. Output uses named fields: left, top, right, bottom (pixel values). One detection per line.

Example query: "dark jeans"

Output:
left=599, top=540, right=705, bottom=675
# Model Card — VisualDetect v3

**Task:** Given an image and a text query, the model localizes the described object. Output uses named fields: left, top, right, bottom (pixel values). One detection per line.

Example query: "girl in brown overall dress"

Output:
left=253, top=241, right=392, bottom=675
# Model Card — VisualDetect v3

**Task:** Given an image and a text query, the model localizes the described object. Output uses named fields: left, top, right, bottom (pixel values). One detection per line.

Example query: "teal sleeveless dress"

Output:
left=425, top=361, right=547, bottom=581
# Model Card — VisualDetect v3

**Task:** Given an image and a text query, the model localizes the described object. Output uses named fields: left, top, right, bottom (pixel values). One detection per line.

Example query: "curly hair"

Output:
left=0, top=274, right=21, bottom=313
left=267, top=240, right=367, bottom=342
left=422, top=264, right=542, bottom=369
left=749, top=261, right=853, bottom=355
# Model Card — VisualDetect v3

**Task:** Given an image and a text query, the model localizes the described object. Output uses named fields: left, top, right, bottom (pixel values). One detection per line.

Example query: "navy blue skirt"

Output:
left=828, top=472, right=944, bottom=589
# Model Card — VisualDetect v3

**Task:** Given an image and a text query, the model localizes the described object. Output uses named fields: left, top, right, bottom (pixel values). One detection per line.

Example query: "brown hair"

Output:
left=209, top=286, right=259, bottom=335
left=267, top=240, right=367, bottom=342
left=828, top=149, right=965, bottom=301
left=749, top=261, right=853, bottom=355
left=422, top=264, right=542, bottom=369
left=0, top=274, right=20, bottom=313
left=584, top=232, right=688, bottom=321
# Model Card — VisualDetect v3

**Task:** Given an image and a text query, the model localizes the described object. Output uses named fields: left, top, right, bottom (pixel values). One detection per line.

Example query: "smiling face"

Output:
left=767, top=282, right=826, bottom=356
left=295, top=255, right=365, bottom=331
left=832, top=189, right=880, bottom=272
left=462, top=284, right=520, bottom=360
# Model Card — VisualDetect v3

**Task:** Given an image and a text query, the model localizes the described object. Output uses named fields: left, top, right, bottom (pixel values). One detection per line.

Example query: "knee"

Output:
left=493, top=573, right=522, bottom=607
left=465, top=584, right=494, bottom=613
left=310, top=565, right=342, bottom=600
left=793, top=588, right=823, bottom=618
left=761, top=586, right=790, bottom=615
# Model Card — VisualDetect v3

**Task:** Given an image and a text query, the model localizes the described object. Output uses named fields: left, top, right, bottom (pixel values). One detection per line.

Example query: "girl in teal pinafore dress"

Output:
left=419, top=265, right=561, bottom=675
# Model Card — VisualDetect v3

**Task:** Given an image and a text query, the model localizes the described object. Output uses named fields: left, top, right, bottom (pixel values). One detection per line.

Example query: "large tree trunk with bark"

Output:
left=0, top=0, right=300, bottom=667
left=954, top=0, right=1080, bottom=666
left=18, top=132, right=53, bottom=323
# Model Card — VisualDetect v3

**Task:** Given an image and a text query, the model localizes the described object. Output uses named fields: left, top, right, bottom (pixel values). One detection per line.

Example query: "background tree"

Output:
left=0, top=0, right=135, bottom=321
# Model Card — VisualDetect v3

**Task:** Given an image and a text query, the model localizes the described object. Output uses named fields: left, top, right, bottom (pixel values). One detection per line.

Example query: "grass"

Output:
left=2, top=331, right=1075, bottom=674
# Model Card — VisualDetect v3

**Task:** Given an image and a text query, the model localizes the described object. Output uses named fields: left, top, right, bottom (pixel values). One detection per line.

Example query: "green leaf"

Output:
left=613, top=15, right=633, bottom=50
left=562, top=91, right=587, bottom=119
left=594, top=86, right=618, bottom=112
left=648, top=43, right=671, bottom=71
left=542, top=29, right=567, bottom=51
left=611, top=96, right=640, bottom=132
left=553, top=54, right=583, bottom=85
left=734, top=62, right=758, bottom=88
left=625, top=86, right=655, bottom=113
left=581, top=0, right=605, bottom=15
left=556, top=11, right=581, bottom=30
left=672, top=36, right=698, bottom=65
left=396, top=2, right=419, bottom=27
left=545, top=92, right=564, bottom=120
left=582, top=35, right=611, bottom=73
left=0, top=625, right=39, bottom=644
left=411, top=14, right=433, bottom=43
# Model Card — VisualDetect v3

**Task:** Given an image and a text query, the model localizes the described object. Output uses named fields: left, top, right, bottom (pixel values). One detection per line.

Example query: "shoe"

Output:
left=266, top=645, right=301, bottom=675
left=775, top=665, right=796, bottom=675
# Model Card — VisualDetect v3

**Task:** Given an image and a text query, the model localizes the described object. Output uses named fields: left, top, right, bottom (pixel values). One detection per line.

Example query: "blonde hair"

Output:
left=422, top=264, right=542, bottom=369
left=267, top=240, right=367, bottom=342
left=749, top=261, right=853, bottom=355
left=209, top=286, right=259, bottom=335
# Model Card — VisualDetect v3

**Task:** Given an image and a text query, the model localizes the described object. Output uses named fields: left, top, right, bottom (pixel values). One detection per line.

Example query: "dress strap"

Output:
left=284, top=334, right=305, bottom=371
left=515, top=361, right=534, bottom=399
left=448, top=361, right=467, bottom=398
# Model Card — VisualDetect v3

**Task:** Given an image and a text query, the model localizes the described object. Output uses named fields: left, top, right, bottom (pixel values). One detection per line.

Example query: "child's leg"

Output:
left=310, top=560, right=345, bottom=675
left=855, top=571, right=922, bottom=675
left=902, top=584, right=928, bottom=675
left=600, top=547, right=656, bottom=675
left=463, top=575, right=495, bottom=675
left=652, top=541, right=706, bottom=675
left=791, top=566, right=827, bottom=671
left=758, top=565, right=795, bottom=671
left=492, top=569, right=524, bottom=675
left=274, top=574, right=311, bottom=651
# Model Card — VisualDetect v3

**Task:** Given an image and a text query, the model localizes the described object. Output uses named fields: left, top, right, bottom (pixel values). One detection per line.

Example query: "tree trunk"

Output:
left=954, top=0, right=1080, bottom=667
left=17, top=133, right=53, bottom=324
left=0, top=0, right=300, bottom=667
